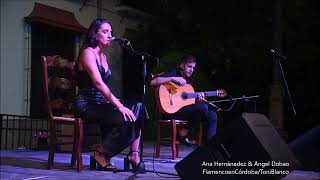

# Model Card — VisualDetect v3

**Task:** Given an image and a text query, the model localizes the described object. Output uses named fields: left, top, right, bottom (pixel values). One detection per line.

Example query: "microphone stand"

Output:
left=209, top=95, right=260, bottom=103
left=117, top=40, right=159, bottom=171
left=273, top=55, right=296, bottom=116
left=201, top=98, right=222, bottom=112
left=206, top=95, right=260, bottom=112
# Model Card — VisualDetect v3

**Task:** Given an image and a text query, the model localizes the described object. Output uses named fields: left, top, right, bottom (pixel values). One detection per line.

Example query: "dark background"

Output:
left=120, top=0, right=320, bottom=142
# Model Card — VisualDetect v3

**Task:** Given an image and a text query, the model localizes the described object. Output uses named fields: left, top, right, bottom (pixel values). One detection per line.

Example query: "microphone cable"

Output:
left=148, top=116, right=181, bottom=179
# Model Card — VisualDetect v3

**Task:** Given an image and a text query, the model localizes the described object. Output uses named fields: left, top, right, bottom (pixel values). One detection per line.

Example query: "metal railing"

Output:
left=0, top=114, right=48, bottom=150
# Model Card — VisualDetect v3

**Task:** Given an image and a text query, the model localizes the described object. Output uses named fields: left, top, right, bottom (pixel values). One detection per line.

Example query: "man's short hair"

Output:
left=181, top=54, right=197, bottom=64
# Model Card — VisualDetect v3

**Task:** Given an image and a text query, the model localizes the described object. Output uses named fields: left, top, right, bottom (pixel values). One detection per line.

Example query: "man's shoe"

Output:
left=177, top=135, right=192, bottom=147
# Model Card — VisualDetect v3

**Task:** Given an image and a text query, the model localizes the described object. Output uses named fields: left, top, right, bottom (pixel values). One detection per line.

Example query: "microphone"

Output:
left=270, top=49, right=287, bottom=59
left=110, top=37, right=131, bottom=46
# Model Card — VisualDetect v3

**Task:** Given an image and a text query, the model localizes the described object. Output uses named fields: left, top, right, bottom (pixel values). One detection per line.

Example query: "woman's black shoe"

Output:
left=96, top=162, right=117, bottom=172
left=133, top=161, right=146, bottom=173
left=124, top=151, right=146, bottom=173
left=90, top=151, right=117, bottom=172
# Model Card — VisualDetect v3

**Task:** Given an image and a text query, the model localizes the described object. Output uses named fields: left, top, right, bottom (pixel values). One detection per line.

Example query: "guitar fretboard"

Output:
left=182, top=91, right=218, bottom=99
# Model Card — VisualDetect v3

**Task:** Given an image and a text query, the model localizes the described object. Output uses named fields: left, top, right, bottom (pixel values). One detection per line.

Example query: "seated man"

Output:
left=150, top=54, right=227, bottom=146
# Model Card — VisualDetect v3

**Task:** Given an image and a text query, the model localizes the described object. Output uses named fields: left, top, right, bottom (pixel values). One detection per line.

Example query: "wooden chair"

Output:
left=151, top=74, right=203, bottom=160
left=154, top=107, right=202, bottom=160
left=41, top=55, right=83, bottom=171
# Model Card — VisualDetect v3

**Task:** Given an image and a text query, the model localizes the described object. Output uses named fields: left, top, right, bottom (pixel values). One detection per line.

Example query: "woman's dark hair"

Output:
left=80, top=19, right=112, bottom=51
left=181, top=54, right=197, bottom=64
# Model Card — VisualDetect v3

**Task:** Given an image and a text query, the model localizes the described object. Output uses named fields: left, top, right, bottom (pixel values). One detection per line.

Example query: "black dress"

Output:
left=72, top=60, right=143, bottom=158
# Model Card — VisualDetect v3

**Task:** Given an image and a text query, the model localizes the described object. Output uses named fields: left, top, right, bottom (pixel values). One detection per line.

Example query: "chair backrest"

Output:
left=150, top=73, right=165, bottom=122
left=41, top=55, right=76, bottom=119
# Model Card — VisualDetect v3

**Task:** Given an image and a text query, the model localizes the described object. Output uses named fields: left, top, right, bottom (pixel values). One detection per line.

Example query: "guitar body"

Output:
left=156, top=82, right=196, bottom=114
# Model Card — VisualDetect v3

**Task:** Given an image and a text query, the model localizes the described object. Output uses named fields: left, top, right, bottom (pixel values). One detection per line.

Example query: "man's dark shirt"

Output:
left=159, top=67, right=192, bottom=84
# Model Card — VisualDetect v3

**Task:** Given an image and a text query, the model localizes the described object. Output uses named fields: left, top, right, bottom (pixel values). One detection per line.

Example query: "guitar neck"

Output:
left=182, top=91, right=218, bottom=99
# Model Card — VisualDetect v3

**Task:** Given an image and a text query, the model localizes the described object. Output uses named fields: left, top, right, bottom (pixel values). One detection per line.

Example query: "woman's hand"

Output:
left=118, top=106, right=137, bottom=122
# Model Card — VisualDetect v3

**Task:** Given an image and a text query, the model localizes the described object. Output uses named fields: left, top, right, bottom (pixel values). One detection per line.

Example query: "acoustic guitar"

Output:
left=155, top=82, right=226, bottom=114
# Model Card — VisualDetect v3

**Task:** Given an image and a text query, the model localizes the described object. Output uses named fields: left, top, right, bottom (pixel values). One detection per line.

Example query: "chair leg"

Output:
left=71, top=123, right=77, bottom=168
left=155, top=122, right=160, bottom=158
left=176, top=144, right=179, bottom=159
left=176, top=126, right=180, bottom=158
left=198, top=121, right=203, bottom=146
left=172, top=120, right=177, bottom=160
left=47, top=122, right=56, bottom=169
left=76, top=118, right=83, bottom=172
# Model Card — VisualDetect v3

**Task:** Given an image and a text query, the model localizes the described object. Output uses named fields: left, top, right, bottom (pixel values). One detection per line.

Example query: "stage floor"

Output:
left=0, top=141, right=319, bottom=180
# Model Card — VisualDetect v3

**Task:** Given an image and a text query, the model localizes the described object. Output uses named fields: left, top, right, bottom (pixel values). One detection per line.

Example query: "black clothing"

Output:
left=72, top=59, right=143, bottom=158
left=76, top=61, right=111, bottom=104
left=160, top=67, right=192, bottom=84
